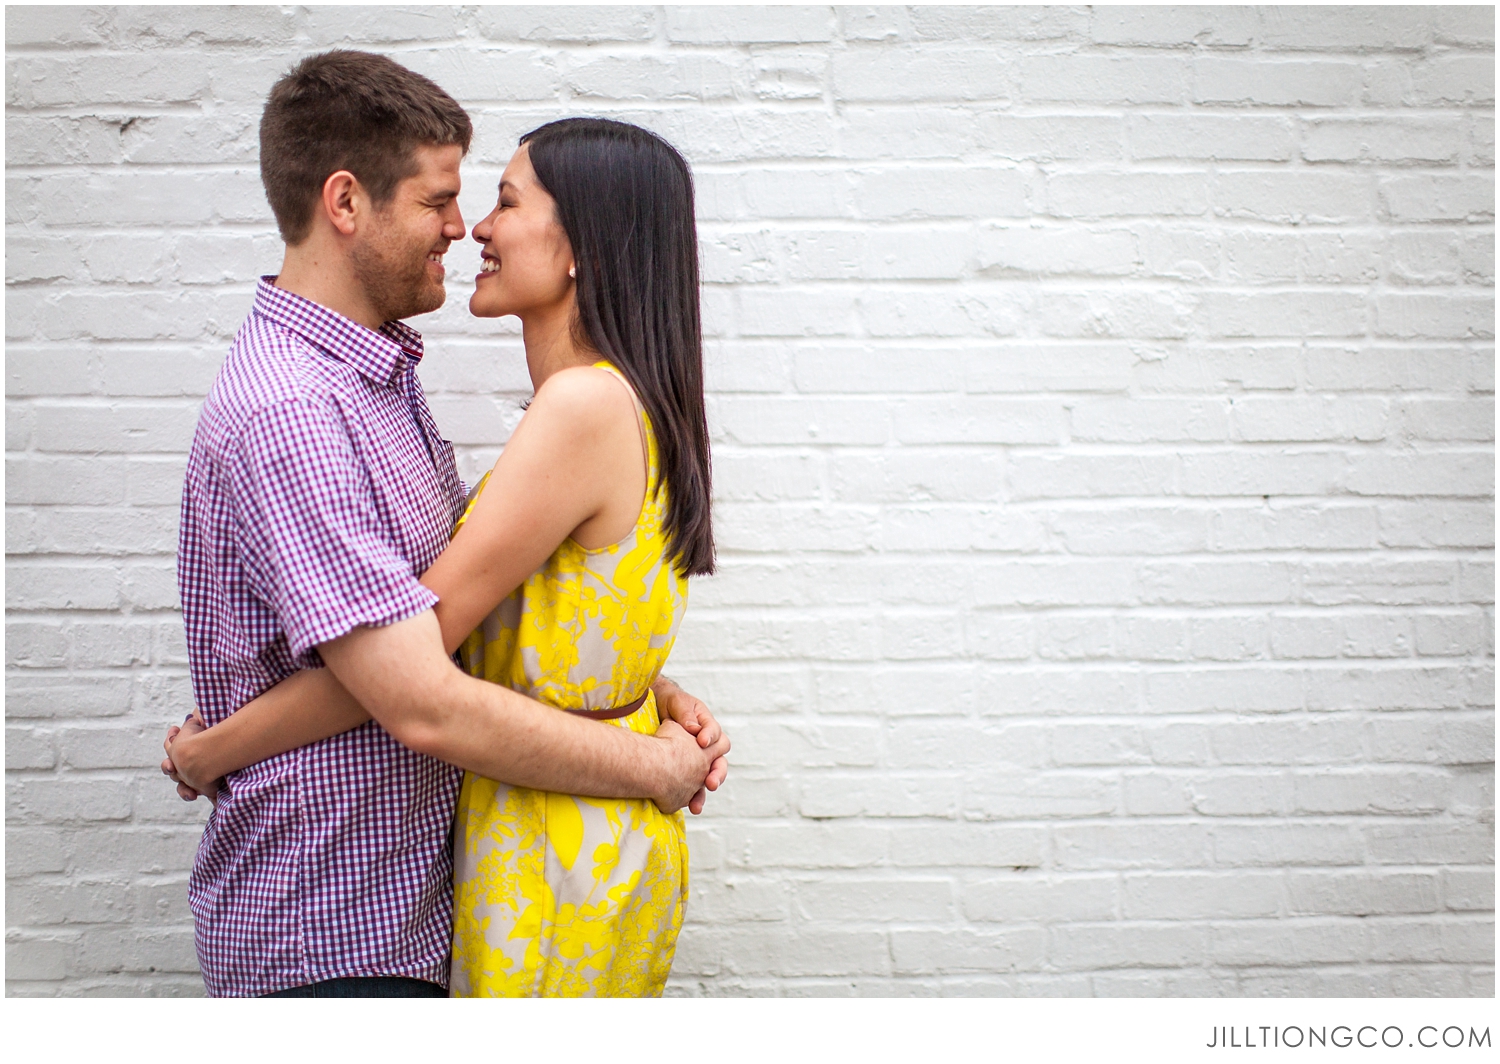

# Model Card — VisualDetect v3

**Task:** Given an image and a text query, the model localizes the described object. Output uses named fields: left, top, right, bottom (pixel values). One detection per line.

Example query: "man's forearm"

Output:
left=422, top=671, right=670, bottom=798
left=318, top=611, right=677, bottom=801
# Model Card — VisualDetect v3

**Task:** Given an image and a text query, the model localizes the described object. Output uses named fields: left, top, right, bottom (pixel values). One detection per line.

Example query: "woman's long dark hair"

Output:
left=521, top=117, right=714, bottom=576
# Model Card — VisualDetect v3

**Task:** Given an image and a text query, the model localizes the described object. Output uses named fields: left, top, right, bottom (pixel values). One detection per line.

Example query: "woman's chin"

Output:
left=467, top=295, right=503, bottom=318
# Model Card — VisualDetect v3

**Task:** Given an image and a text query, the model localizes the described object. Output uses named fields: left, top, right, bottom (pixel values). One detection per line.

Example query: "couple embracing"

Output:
left=160, top=50, right=730, bottom=998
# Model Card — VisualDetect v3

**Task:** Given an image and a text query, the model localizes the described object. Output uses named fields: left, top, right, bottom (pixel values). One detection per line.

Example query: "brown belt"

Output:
left=566, top=689, right=650, bottom=721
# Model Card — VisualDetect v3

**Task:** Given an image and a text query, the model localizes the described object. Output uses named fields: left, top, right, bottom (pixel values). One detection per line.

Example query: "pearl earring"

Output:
left=568, top=265, right=576, bottom=279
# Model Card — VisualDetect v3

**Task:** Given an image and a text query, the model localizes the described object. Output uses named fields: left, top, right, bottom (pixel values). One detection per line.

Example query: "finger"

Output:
left=164, top=726, right=180, bottom=753
left=695, top=715, right=721, bottom=749
left=160, top=756, right=177, bottom=777
left=700, top=731, right=730, bottom=764
left=688, top=786, right=707, bottom=816
left=705, top=755, right=728, bottom=791
left=176, top=782, right=197, bottom=802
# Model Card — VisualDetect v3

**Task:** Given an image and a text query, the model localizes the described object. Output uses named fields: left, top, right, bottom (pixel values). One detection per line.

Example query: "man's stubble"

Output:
left=350, top=209, right=447, bottom=324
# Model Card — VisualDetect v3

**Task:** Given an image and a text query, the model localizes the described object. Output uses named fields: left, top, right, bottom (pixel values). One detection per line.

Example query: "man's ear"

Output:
left=320, top=170, right=362, bottom=237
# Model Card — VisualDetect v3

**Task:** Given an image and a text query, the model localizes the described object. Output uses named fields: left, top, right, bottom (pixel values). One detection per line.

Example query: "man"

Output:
left=164, top=51, right=728, bottom=998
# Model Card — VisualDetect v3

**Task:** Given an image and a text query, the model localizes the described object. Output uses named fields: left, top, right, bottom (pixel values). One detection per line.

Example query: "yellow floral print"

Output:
left=450, top=363, right=690, bottom=997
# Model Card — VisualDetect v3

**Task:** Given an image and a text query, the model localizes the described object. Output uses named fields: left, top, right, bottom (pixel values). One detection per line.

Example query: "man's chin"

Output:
left=388, top=285, right=447, bottom=322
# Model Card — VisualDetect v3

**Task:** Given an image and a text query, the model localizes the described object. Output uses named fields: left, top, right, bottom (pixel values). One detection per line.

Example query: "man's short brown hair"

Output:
left=260, top=50, right=473, bottom=244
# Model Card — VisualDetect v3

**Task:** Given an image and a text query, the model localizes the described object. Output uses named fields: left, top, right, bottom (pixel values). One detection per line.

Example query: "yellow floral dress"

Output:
left=449, top=362, right=690, bottom=997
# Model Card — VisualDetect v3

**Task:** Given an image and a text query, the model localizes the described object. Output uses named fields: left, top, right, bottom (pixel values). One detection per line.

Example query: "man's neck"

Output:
left=274, top=240, right=386, bottom=331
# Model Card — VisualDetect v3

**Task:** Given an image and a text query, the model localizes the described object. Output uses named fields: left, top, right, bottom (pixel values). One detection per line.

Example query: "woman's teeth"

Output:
left=480, top=258, right=500, bottom=273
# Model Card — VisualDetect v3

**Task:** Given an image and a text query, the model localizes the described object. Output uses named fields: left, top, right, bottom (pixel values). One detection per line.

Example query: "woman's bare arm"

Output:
left=166, top=366, right=645, bottom=793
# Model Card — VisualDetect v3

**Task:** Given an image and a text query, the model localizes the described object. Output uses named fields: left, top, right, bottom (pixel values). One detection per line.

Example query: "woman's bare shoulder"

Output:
left=529, top=363, right=637, bottom=425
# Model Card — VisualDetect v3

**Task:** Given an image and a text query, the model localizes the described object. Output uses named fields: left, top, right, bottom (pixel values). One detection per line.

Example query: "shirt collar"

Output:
left=252, top=276, right=425, bottom=388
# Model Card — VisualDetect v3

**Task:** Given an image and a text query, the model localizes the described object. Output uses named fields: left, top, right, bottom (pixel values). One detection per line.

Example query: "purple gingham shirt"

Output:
left=178, top=278, right=466, bottom=996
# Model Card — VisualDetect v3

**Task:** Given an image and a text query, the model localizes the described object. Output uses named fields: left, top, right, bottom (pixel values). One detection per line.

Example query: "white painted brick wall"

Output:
left=5, top=6, right=1494, bottom=997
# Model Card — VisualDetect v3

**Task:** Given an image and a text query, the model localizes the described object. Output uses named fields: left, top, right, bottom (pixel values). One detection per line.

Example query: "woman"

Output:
left=165, top=117, right=714, bottom=996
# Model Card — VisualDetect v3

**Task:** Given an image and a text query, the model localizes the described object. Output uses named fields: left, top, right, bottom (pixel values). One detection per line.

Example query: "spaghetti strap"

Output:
left=591, top=360, right=650, bottom=486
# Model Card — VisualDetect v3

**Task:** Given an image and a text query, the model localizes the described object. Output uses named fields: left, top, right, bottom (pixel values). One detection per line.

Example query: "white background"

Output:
left=5, top=5, right=1494, bottom=996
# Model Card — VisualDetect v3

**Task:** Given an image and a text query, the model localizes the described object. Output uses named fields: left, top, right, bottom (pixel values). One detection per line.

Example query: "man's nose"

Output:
left=443, top=203, right=466, bottom=241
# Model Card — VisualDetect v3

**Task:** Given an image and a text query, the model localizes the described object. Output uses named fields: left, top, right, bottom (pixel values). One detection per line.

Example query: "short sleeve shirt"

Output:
left=177, top=278, right=466, bottom=996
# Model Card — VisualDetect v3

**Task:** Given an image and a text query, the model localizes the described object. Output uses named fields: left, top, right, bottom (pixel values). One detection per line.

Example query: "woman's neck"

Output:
left=521, top=305, right=595, bottom=390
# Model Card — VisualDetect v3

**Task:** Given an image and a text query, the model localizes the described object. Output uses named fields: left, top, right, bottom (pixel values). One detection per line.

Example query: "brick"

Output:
left=1204, top=291, right=1368, bottom=338
left=1380, top=175, right=1495, bottom=223
left=1413, top=612, right=1488, bottom=656
left=910, top=7, right=1084, bottom=41
left=965, top=874, right=1117, bottom=922
left=1443, top=869, right=1496, bottom=912
left=1194, top=59, right=1362, bottom=107
left=1260, top=7, right=1431, bottom=50
left=7, top=55, right=210, bottom=108
left=6, top=726, right=56, bottom=770
left=5, top=674, right=134, bottom=719
left=1364, top=822, right=1495, bottom=865
left=4, top=6, right=112, bottom=47
left=1410, top=55, right=1497, bottom=106
left=854, top=166, right=1028, bottom=220
left=476, top=6, right=655, bottom=42
left=1288, top=871, right=1440, bottom=917
left=1303, top=346, right=1477, bottom=392
left=976, top=114, right=1123, bottom=162
left=979, top=225, right=1138, bottom=278
left=1212, top=919, right=1367, bottom=966
left=888, top=824, right=1045, bottom=869
left=667, top=7, right=832, bottom=44
left=1091, top=7, right=1259, bottom=48
left=1211, top=823, right=1364, bottom=866
left=968, top=771, right=1118, bottom=819
left=1039, top=289, right=1193, bottom=339
left=5, top=936, right=78, bottom=982
left=862, top=286, right=1024, bottom=338
left=1131, top=114, right=1294, bottom=162
left=1303, top=117, right=1465, bottom=165
left=6, top=563, right=120, bottom=611
left=8, top=777, right=133, bottom=824
left=796, top=878, right=955, bottom=923
left=1345, top=452, right=1493, bottom=497
left=1138, top=344, right=1300, bottom=392
left=76, top=928, right=198, bottom=975
left=1215, top=171, right=1372, bottom=224
left=1055, top=823, right=1212, bottom=870
left=892, top=928, right=1046, bottom=974
left=1124, top=871, right=1283, bottom=919
left=893, top=397, right=1064, bottom=445
left=8, top=879, right=133, bottom=928
left=1052, top=923, right=1208, bottom=970
left=1021, top=55, right=1188, bottom=104
left=833, top=46, right=1009, bottom=101
left=566, top=53, right=740, bottom=102
left=1047, top=172, right=1207, bottom=218
left=1375, top=293, right=1495, bottom=341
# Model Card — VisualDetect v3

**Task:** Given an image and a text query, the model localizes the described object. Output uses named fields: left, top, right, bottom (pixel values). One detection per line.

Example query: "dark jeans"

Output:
left=265, top=976, right=447, bottom=998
